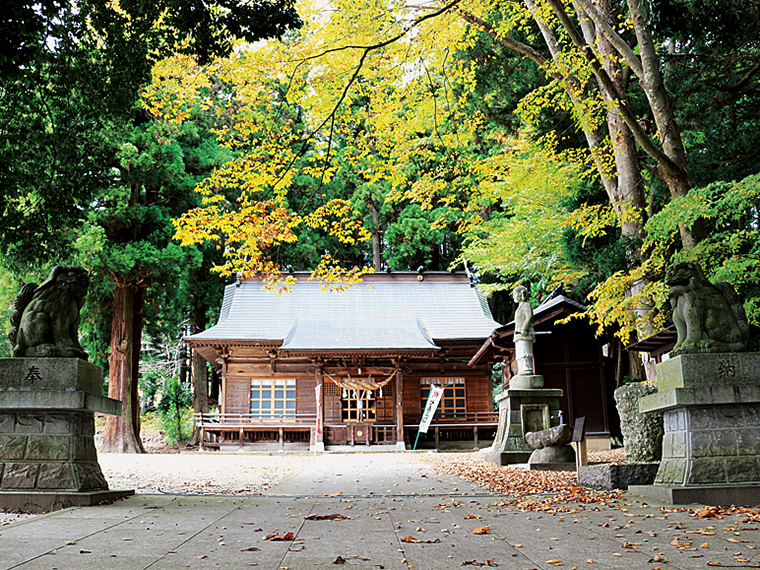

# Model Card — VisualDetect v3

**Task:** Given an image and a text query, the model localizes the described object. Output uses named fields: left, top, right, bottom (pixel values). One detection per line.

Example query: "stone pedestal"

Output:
left=485, top=375, right=564, bottom=465
left=579, top=463, right=659, bottom=490
left=629, top=354, right=760, bottom=505
left=526, top=424, right=576, bottom=471
left=0, top=358, right=134, bottom=512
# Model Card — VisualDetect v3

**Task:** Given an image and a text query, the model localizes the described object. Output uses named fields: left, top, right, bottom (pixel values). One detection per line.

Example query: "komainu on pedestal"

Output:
left=1, top=266, right=133, bottom=512
left=630, top=261, right=760, bottom=506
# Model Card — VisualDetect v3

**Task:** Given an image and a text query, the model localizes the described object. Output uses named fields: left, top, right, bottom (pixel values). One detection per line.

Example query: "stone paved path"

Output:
left=1, top=454, right=759, bottom=569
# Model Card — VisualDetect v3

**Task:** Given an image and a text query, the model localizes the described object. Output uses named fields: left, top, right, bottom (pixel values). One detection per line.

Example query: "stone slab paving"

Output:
left=1, top=453, right=759, bottom=570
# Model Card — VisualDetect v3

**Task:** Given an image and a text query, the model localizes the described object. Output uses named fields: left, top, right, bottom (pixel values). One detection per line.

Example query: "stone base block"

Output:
left=0, top=410, right=109, bottom=491
left=529, top=462, right=576, bottom=472
left=579, top=463, right=659, bottom=490
left=0, top=461, right=109, bottom=491
left=0, top=358, right=103, bottom=394
left=509, top=375, right=545, bottom=390
left=528, top=443, right=575, bottom=471
left=628, top=483, right=760, bottom=506
left=529, top=443, right=575, bottom=464
left=0, top=489, right=134, bottom=514
left=486, top=388, right=565, bottom=466
left=484, top=450, right=531, bottom=465
left=0, top=358, right=120, bottom=415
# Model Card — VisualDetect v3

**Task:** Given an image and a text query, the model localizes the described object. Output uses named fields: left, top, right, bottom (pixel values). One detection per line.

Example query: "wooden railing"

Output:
left=404, top=411, right=499, bottom=427
left=196, top=411, right=497, bottom=427
left=194, top=411, right=498, bottom=450
left=194, top=412, right=317, bottom=427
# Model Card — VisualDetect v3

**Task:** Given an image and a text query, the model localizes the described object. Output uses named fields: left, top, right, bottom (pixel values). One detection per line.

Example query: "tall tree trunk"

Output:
left=190, top=309, right=209, bottom=445
left=175, top=400, right=183, bottom=442
left=209, top=368, right=220, bottom=405
left=370, top=200, right=382, bottom=271
left=101, top=284, right=146, bottom=453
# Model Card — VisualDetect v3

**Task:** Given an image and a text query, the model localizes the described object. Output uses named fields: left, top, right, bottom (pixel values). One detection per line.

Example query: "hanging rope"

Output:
left=324, top=369, right=397, bottom=392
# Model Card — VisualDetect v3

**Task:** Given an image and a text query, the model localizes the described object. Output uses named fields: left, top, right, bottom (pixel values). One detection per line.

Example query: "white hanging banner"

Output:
left=315, top=383, right=322, bottom=435
left=418, top=385, right=444, bottom=434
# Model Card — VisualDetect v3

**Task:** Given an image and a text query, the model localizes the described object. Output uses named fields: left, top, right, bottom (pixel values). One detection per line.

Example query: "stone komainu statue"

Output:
left=665, top=261, right=748, bottom=355
left=8, top=266, right=90, bottom=360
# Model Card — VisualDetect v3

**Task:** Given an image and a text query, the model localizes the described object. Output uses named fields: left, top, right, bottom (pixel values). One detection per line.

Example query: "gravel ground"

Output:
left=0, top=448, right=627, bottom=526
left=99, top=451, right=314, bottom=495
left=1, top=452, right=314, bottom=526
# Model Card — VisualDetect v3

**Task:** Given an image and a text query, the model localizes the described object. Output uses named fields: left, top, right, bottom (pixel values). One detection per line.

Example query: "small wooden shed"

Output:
left=469, top=293, right=620, bottom=449
left=186, top=271, right=500, bottom=451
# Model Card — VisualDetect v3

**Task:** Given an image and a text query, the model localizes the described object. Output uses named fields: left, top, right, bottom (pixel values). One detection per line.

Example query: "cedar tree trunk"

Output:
left=190, top=310, right=209, bottom=445
left=101, top=284, right=146, bottom=453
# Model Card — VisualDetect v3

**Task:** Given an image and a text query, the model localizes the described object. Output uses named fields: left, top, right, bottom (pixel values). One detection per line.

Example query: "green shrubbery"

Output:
left=156, top=376, right=193, bottom=444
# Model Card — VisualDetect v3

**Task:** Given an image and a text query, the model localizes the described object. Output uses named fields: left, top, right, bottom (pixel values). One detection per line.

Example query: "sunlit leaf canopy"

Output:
left=152, top=0, right=760, bottom=343
left=158, top=0, right=592, bottom=289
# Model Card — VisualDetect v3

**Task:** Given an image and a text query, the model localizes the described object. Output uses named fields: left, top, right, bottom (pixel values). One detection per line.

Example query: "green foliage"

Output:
left=0, top=268, right=20, bottom=358
left=0, top=0, right=301, bottom=270
left=384, top=205, right=463, bottom=271
left=73, top=105, right=231, bottom=365
left=656, top=0, right=760, bottom=187
left=157, top=376, right=194, bottom=444
left=580, top=174, right=760, bottom=342
left=139, top=370, right=163, bottom=412
left=156, top=407, right=195, bottom=445
left=460, top=137, right=595, bottom=296
left=491, top=362, right=503, bottom=409
left=646, top=174, right=760, bottom=327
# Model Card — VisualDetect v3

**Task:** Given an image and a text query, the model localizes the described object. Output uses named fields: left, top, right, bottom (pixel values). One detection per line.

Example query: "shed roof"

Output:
left=187, top=272, right=500, bottom=352
left=468, top=293, right=587, bottom=365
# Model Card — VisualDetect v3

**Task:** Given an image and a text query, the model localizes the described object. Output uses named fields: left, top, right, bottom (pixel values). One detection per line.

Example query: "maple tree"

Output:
left=159, top=0, right=760, bottom=368
left=165, top=0, right=489, bottom=283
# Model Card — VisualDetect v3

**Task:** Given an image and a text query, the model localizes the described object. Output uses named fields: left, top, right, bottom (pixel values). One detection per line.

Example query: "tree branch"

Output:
left=273, top=0, right=464, bottom=192
left=544, top=0, right=686, bottom=180
left=713, top=60, right=760, bottom=92
left=457, top=10, right=548, bottom=70
left=572, top=0, right=643, bottom=78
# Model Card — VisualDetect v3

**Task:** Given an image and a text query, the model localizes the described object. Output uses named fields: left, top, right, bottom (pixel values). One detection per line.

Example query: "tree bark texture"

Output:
left=190, top=309, right=209, bottom=445
left=210, top=368, right=220, bottom=405
left=370, top=201, right=382, bottom=272
left=101, top=285, right=146, bottom=453
left=523, top=0, right=646, bottom=244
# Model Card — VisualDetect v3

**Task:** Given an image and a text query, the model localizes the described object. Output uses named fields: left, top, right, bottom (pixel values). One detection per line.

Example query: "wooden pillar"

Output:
left=474, top=425, right=479, bottom=449
left=220, top=356, right=228, bottom=415
left=314, top=365, right=325, bottom=451
left=395, top=362, right=405, bottom=450
left=238, top=427, right=244, bottom=451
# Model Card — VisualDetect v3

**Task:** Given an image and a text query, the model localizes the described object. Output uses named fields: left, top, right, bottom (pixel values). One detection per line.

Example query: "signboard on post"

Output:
left=573, top=416, right=588, bottom=469
left=414, top=384, right=444, bottom=450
